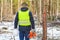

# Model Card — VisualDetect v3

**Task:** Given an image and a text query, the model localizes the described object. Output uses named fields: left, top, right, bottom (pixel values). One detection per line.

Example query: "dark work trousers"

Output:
left=19, top=31, right=30, bottom=40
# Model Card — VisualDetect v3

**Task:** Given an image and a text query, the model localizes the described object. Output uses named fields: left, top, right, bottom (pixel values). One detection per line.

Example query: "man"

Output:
left=14, top=2, right=35, bottom=40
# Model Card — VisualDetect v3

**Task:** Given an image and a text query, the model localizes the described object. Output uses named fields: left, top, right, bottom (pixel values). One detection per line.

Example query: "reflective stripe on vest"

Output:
left=18, top=10, right=31, bottom=26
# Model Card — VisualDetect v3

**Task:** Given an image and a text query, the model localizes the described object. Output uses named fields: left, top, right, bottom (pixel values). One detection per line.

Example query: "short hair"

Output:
left=21, top=2, right=28, bottom=6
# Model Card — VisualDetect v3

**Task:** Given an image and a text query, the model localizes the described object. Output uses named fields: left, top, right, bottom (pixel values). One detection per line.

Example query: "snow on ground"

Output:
left=0, top=22, right=60, bottom=40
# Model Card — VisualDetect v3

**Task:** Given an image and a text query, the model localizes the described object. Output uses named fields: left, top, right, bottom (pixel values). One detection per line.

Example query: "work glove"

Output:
left=30, top=29, right=35, bottom=33
left=13, top=29, right=18, bottom=35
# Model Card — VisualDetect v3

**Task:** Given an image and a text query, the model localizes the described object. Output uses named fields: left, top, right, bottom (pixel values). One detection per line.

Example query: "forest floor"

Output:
left=0, top=22, right=60, bottom=40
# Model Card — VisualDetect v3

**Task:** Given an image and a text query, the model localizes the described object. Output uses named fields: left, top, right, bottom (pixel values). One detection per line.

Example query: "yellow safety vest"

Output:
left=18, top=10, right=31, bottom=26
